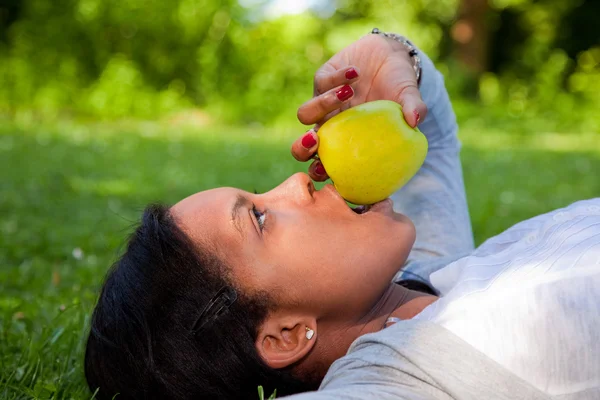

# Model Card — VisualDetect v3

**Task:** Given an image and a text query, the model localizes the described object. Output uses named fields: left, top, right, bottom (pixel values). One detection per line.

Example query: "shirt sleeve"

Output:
left=391, top=50, right=474, bottom=286
left=284, top=341, right=450, bottom=400
left=282, top=321, right=551, bottom=400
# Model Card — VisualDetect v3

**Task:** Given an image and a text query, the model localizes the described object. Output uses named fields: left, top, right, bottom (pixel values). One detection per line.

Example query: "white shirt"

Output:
left=415, top=199, right=600, bottom=397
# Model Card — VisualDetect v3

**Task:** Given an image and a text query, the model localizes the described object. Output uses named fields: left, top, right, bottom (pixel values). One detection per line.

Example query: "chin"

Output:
left=391, top=212, right=414, bottom=226
left=385, top=220, right=416, bottom=257
left=376, top=212, right=415, bottom=238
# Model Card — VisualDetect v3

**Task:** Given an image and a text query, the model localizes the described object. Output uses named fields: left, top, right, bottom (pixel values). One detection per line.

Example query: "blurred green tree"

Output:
left=0, top=0, right=597, bottom=128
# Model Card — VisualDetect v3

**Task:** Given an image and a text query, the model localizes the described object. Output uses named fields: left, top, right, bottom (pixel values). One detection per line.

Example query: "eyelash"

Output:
left=252, top=204, right=267, bottom=232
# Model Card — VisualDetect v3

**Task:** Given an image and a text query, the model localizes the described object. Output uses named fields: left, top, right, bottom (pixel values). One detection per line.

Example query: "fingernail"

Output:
left=301, top=130, right=317, bottom=149
left=315, top=162, right=326, bottom=176
left=336, top=85, right=353, bottom=102
left=345, top=68, right=358, bottom=80
left=414, top=109, right=421, bottom=125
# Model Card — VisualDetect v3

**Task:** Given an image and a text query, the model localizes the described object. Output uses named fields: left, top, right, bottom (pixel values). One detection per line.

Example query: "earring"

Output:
left=305, top=327, right=315, bottom=340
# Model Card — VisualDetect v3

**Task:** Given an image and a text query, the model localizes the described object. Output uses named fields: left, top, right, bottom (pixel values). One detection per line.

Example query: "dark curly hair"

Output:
left=84, top=204, right=313, bottom=399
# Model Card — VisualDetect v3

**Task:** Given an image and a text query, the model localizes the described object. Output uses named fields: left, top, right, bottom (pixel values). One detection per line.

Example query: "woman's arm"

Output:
left=391, top=49, right=474, bottom=285
left=291, top=33, right=474, bottom=285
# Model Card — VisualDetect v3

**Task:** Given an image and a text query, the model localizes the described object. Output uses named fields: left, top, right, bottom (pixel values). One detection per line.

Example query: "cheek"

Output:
left=269, top=211, right=414, bottom=275
left=255, top=211, right=415, bottom=308
left=260, top=214, right=352, bottom=297
left=314, top=216, right=416, bottom=294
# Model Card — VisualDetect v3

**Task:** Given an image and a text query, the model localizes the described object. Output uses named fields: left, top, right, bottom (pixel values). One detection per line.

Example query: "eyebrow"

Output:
left=231, top=194, right=250, bottom=238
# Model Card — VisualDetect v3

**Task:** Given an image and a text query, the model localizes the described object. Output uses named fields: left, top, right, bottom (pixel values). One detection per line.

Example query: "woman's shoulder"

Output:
left=309, top=320, right=550, bottom=400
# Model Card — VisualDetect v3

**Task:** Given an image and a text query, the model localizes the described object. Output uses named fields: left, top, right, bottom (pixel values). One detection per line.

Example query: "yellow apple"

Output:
left=317, top=100, right=428, bottom=205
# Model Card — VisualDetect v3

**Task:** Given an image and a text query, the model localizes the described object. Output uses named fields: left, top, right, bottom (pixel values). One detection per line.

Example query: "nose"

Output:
left=272, top=173, right=314, bottom=204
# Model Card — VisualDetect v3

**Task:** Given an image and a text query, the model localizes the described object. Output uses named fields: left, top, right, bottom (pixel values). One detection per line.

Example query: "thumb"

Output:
left=393, top=85, right=428, bottom=128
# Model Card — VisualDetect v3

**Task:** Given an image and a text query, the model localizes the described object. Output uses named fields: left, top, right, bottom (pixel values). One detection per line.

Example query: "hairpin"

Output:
left=191, top=286, right=238, bottom=336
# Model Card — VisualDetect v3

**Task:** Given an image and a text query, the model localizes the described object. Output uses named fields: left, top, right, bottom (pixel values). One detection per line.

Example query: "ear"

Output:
left=255, top=313, right=317, bottom=369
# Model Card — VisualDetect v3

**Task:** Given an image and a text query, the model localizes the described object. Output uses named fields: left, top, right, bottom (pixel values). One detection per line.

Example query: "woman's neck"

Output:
left=359, top=282, right=438, bottom=332
left=301, top=283, right=438, bottom=381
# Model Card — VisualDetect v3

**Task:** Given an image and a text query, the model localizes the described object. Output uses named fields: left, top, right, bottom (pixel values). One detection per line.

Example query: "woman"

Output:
left=85, top=32, right=600, bottom=400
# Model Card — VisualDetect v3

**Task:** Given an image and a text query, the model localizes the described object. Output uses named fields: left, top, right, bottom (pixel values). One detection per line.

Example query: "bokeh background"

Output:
left=1, top=0, right=599, bottom=398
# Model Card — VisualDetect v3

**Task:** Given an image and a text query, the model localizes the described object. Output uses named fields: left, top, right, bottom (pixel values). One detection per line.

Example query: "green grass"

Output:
left=1, top=117, right=599, bottom=399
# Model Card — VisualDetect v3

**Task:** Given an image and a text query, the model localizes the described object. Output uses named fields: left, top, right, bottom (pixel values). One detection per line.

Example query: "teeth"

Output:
left=351, top=205, right=371, bottom=214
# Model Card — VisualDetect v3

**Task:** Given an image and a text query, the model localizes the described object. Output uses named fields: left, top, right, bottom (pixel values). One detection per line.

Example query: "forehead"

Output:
left=172, top=187, right=235, bottom=218
left=171, top=187, right=241, bottom=249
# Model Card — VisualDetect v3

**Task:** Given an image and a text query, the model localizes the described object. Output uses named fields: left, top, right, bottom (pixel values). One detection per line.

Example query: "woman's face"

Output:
left=171, top=173, right=415, bottom=321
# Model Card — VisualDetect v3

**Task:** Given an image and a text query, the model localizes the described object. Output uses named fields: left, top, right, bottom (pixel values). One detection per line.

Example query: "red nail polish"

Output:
left=315, top=162, right=326, bottom=176
left=345, top=68, right=358, bottom=80
left=414, top=109, right=421, bottom=124
left=301, top=131, right=317, bottom=149
left=336, top=85, right=353, bottom=102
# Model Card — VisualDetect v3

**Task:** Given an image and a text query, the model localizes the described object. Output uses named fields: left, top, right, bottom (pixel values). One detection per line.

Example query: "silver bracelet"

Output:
left=371, top=28, right=422, bottom=86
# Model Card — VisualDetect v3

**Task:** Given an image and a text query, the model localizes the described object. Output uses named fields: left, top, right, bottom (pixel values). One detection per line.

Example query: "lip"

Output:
left=368, top=198, right=394, bottom=215
left=319, top=184, right=358, bottom=215
left=321, top=184, right=394, bottom=217
left=320, top=184, right=347, bottom=205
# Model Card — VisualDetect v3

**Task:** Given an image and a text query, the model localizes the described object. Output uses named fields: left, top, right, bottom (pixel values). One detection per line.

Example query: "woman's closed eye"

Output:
left=252, top=204, right=267, bottom=232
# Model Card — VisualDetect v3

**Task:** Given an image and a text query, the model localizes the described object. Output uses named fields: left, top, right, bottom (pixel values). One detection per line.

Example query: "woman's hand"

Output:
left=292, top=34, right=427, bottom=181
